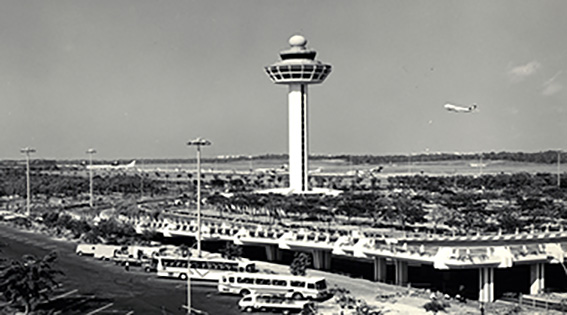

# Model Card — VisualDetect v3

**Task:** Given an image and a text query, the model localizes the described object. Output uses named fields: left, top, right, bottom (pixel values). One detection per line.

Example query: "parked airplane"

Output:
left=86, top=160, right=136, bottom=170
left=444, top=103, right=478, bottom=113
left=253, top=164, right=288, bottom=175
left=308, top=167, right=323, bottom=174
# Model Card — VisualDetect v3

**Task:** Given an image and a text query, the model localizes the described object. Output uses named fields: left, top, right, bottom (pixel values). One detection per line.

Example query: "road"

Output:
left=0, top=223, right=242, bottom=314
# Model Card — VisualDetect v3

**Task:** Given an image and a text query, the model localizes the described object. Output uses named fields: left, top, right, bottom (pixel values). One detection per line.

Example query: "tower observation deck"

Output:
left=265, top=35, right=332, bottom=193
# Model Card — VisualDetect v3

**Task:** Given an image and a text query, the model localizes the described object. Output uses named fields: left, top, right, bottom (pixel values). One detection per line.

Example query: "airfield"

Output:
left=133, top=158, right=561, bottom=178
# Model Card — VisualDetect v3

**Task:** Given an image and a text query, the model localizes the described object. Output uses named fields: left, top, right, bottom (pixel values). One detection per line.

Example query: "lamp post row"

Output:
left=20, top=140, right=211, bottom=315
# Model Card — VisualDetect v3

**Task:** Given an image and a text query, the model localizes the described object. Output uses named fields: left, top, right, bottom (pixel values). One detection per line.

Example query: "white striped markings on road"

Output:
left=85, top=302, right=114, bottom=315
left=51, top=289, right=79, bottom=300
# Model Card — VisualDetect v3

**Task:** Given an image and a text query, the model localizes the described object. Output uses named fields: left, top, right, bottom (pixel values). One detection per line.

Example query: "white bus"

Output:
left=218, top=272, right=328, bottom=300
left=156, top=256, right=256, bottom=281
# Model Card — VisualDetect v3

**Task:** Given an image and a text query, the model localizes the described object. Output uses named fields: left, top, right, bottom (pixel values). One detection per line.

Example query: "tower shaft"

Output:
left=288, top=84, right=309, bottom=191
left=265, top=35, right=331, bottom=194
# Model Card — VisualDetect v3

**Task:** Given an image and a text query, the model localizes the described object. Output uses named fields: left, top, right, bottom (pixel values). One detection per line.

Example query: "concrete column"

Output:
left=478, top=267, right=494, bottom=303
left=394, top=260, right=408, bottom=286
left=373, top=257, right=387, bottom=282
left=264, top=245, right=282, bottom=262
left=530, top=263, right=545, bottom=295
left=288, top=84, right=308, bottom=192
left=311, top=250, right=331, bottom=270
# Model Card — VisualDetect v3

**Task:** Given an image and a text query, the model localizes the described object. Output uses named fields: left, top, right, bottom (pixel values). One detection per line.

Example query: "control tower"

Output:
left=265, top=35, right=332, bottom=193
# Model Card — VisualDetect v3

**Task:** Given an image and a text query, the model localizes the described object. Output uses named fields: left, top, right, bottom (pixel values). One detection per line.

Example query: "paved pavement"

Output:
left=0, top=222, right=241, bottom=314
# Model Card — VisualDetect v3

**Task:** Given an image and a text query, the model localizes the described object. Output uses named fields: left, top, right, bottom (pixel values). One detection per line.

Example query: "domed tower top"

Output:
left=265, top=35, right=332, bottom=84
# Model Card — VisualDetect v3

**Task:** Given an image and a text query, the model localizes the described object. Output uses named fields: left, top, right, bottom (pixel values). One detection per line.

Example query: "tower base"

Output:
left=255, top=187, right=342, bottom=196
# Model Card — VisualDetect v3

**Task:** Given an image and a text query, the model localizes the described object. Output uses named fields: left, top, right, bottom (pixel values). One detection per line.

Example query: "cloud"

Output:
left=508, top=61, right=541, bottom=82
left=542, top=71, right=563, bottom=96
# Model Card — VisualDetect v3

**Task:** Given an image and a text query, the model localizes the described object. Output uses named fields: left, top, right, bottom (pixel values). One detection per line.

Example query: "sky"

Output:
left=1, top=1, right=566, bottom=160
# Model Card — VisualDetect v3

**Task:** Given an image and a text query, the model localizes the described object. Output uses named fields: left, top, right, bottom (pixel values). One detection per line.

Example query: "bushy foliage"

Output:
left=290, top=252, right=311, bottom=276
left=220, top=243, right=242, bottom=260
left=423, top=299, right=449, bottom=314
left=0, top=251, right=63, bottom=314
left=330, top=286, right=383, bottom=315
left=94, top=219, right=136, bottom=244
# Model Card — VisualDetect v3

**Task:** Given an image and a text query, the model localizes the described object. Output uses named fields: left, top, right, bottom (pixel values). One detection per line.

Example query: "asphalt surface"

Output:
left=0, top=223, right=242, bottom=314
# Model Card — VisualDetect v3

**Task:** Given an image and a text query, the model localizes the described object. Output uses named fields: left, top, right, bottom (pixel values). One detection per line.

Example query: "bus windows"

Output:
left=272, top=279, right=287, bottom=286
left=307, top=283, right=315, bottom=289
left=237, top=277, right=253, bottom=284
left=193, top=261, right=206, bottom=269
left=255, top=278, right=270, bottom=285
left=290, top=281, right=306, bottom=288
left=228, top=277, right=235, bottom=283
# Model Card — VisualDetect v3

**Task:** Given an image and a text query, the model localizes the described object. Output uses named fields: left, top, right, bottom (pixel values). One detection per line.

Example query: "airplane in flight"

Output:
left=86, top=160, right=136, bottom=170
left=444, top=103, right=478, bottom=113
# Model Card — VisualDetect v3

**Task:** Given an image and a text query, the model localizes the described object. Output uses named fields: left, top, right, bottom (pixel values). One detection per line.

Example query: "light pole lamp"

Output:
left=20, top=147, right=36, bottom=217
left=187, top=138, right=211, bottom=258
left=86, top=148, right=97, bottom=207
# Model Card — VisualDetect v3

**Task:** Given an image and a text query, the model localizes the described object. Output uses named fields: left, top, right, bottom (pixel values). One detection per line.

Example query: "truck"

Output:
left=75, top=243, right=123, bottom=260
left=238, top=293, right=314, bottom=314
left=75, top=243, right=97, bottom=256
left=93, top=244, right=123, bottom=260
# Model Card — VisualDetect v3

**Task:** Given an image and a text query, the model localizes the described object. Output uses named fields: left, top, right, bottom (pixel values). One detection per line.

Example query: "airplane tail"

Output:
left=470, top=104, right=478, bottom=111
left=116, top=160, right=136, bottom=169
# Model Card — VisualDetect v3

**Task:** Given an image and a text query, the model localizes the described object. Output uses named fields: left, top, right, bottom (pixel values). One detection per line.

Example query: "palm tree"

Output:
left=0, top=251, right=63, bottom=314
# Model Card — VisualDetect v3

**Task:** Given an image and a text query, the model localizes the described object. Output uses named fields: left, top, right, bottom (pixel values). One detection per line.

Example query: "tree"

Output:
left=423, top=299, right=448, bottom=314
left=426, top=205, right=454, bottom=234
left=390, top=194, right=426, bottom=230
left=290, top=252, right=311, bottom=276
left=0, top=251, right=63, bottom=314
left=220, top=243, right=242, bottom=260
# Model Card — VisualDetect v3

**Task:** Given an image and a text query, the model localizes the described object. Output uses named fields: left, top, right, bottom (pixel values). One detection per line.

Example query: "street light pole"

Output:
left=558, top=150, right=562, bottom=188
left=20, top=147, right=36, bottom=217
left=187, top=252, right=191, bottom=315
left=86, top=148, right=97, bottom=208
left=183, top=242, right=198, bottom=314
left=187, top=138, right=211, bottom=258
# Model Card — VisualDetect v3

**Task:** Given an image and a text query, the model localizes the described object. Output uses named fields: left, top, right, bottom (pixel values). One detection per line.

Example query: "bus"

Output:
left=238, top=293, right=315, bottom=314
left=156, top=256, right=256, bottom=281
left=218, top=272, right=328, bottom=300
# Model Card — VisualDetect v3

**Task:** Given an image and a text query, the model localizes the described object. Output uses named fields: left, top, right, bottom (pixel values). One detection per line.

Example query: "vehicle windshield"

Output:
left=245, top=263, right=256, bottom=272
left=315, top=280, right=327, bottom=290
